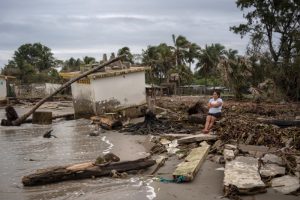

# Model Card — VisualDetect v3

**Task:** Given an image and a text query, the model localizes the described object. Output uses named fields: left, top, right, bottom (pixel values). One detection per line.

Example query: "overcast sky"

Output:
left=0, top=0, right=248, bottom=68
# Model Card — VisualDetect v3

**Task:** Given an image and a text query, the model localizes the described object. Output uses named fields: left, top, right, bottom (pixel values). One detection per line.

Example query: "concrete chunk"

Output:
left=260, top=164, right=285, bottom=177
left=271, top=175, right=300, bottom=194
left=223, top=149, right=235, bottom=161
left=261, top=154, right=283, bottom=165
left=238, top=144, right=276, bottom=158
left=224, top=156, right=266, bottom=194
left=225, top=144, right=237, bottom=151
left=173, top=142, right=210, bottom=182
left=177, top=133, right=217, bottom=144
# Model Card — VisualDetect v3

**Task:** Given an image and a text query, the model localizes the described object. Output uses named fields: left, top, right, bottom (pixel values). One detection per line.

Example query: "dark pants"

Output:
left=208, top=112, right=221, bottom=118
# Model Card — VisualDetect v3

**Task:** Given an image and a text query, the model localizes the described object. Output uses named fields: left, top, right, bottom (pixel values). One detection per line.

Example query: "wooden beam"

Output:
left=22, top=157, right=155, bottom=186
left=173, top=142, right=210, bottom=182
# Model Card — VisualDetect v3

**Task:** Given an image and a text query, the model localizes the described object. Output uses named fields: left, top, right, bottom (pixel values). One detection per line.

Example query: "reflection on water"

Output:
left=0, top=117, right=155, bottom=200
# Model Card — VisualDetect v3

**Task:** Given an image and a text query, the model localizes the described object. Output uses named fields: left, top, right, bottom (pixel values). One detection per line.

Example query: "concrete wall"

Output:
left=71, top=82, right=95, bottom=118
left=0, top=78, right=7, bottom=100
left=91, top=71, right=146, bottom=115
left=45, top=83, right=61, bottom=95
left=15, top=83, right=62, bottom=98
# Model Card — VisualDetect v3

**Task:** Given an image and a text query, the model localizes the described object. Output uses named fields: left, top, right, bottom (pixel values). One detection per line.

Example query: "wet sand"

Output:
left=0, top=106, right=299, bottom=200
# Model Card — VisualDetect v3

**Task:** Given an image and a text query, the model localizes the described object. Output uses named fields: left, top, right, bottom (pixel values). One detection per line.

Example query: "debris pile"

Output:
left=121, top=110, right=198, bottom=135
left=142, top=97, right=300, bottom=199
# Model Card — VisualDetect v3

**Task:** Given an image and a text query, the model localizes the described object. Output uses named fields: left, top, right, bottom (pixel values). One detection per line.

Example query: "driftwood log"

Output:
left=257, top=118, right=300, bottom=127
left=22, top=157, right=155, bottom=186
left=2, top=56, right=124, bottom=126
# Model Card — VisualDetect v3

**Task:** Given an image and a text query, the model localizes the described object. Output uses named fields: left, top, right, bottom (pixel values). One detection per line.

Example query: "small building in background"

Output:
left=0, top=75, right=7, bottom=100
left=60, top=66, right=148, bottom=118
left=0, top=75, right=16, bottom=100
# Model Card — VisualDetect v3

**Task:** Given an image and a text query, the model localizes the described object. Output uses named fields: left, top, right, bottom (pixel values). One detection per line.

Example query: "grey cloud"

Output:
left=0, top=0, right=248, bottom=67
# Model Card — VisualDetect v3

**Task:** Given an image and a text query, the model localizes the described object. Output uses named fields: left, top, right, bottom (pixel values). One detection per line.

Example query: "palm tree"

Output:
left=172, top=34, right=191, bottom=66
left=186, top=42, right=201, bottom=69
left=117, top=46, right=134, bottom=64
left=195, top=43, right=225, bottom=87
left=218, top=56, right=252, bottom=99
left=142, top=44, right=174, bottom=84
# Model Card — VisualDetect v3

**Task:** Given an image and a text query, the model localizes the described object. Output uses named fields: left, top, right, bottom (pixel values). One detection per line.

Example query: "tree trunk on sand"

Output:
left=11, top=56, right=124, bottom=126
left=22, top=157, right=155, bottom=186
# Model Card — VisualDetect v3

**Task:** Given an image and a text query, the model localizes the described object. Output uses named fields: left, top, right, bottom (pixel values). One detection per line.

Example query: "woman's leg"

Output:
left=208, top=116, right=217, bottom=131
left=203, top=115, right=212, bottom=132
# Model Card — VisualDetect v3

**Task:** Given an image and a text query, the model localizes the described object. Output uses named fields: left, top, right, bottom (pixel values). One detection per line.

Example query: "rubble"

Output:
left=259, top=164, right=286, bottom=177
left=271, top=175, right=300, bottom=194
left=223, top=149, right=235, bottom=161
left=121, top=110, right=198, bottom=135
left=261, top=154, right=284, bottom=165
left=224, top=156, right=266, bottom=194
left=238, top=144, right=276, bottom=158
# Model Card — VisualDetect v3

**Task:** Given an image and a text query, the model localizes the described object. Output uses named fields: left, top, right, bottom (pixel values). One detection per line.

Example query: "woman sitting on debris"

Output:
left=203, top=90, right=223, bottom=133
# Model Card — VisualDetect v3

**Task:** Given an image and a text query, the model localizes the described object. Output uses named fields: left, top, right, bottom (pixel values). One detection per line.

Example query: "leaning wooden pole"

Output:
left=11, top=56, right=124, bottom=126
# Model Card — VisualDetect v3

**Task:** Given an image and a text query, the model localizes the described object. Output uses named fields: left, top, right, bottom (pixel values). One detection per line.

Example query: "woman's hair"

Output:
left=213, top=90, right=221, bottom=97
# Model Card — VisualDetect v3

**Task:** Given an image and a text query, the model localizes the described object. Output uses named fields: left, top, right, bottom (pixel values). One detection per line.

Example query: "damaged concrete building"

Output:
left=60, top=63, right=148, bottom=118
left=0, top=75, right=16, bottom=100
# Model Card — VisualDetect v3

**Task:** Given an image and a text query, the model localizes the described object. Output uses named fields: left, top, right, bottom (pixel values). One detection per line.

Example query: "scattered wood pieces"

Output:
left=91, top=116, right=122, bottom=130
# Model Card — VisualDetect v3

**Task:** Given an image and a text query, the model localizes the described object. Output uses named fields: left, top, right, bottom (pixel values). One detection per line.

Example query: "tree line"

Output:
left=1, top=0, right=299, bottom=100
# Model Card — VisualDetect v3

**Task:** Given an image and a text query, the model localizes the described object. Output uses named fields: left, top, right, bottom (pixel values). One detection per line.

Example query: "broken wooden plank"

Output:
left=150, top=156, right=167, bottom=175
left=173, top=141, right=210, bottom=182
left=177, top=133, right=217, bottom=145
left=22, top=157, right=155, bottom=186
left=160, top=133, right=190, bottom=139
left=91, top=116, right=122, bottom=130
left=32, top=111, right=52, bottom=125
left=224, top=156, right=266, bottom=194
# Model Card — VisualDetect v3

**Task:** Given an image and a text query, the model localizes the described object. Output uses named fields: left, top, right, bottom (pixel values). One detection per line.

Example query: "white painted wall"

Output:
left=71, top=82, right=95, bottom=116
left=91, top=71, right=146, bottom=106
left=0, top=77, right=7, bottom=99
left=71, top=82, right=94, bottom=102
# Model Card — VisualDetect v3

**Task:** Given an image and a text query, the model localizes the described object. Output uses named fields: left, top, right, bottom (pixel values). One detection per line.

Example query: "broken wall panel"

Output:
left=224, top=156, right=266, bottom=194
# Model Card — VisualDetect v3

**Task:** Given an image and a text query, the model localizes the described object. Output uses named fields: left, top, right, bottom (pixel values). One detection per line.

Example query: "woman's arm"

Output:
left=212, top=102, right=222, bottom=108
